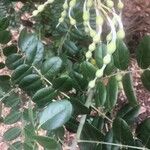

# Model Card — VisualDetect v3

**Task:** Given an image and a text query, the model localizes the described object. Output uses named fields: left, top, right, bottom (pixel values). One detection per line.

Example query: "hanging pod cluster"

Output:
left=32, top=0, right=126, bottom=89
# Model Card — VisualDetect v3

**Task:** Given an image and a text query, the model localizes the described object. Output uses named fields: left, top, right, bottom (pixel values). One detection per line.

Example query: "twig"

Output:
left=91, top=105, right=113, bottom=123
left=32, top=66, right=70, bottom=99
left=78, top=140, right=149, bottom=150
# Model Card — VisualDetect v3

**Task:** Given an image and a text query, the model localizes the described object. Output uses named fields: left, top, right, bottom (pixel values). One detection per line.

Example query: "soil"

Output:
left=0, top=0, right=150, bottom=149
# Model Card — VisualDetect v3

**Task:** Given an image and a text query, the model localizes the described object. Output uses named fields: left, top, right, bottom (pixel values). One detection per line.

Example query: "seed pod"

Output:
left=70, top=18, right=76, bottom=25
left=90, top=30, right=96, bottom=38
left=69, top=0, right=76, bottom=7
left=117, top=1, right=124, bottom=9
left=59, top=17, right=64, bottom=23
left=106, top=0, right=114, bottom=8
left=93, top=35, right=100, bottom=43
left=37, top=4, right=45, bottom=12
left=63, top=2, right=68, bottom=9
left=117, top=29, right=125, bottom=39
left=103, top=54, right=111, bottom=64
left=61, top=11, right=67, bottom=17
left=83, top=11, right=90, bottom=21
left=88, top=79, right=96, bottom=88
left=87, top=0, right=93, bottom=8
left=106, top=33, right=112, bottom=41
left=47, top=0, right=54, bottom=3
left=96, top=69, right=103, bottom=78
left=107, top=42, right=116, bottom=54
left=96, top=16, right=104, bottom=25
left=32, top=10, right=39, bottom=16
left=89, top=43, right=96, bottom=52
left=86, top=51, right=92, bottom=59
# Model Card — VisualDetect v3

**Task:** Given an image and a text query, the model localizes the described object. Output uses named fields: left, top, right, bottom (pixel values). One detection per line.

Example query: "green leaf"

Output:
left=3, top=127, right=21, bottom=141
left=80, top=61, right=97, bottom=80
left=136, top=118, right=150, bottom=148
left=3, top=93, right=21, bottom=108
left=113, top=118, right=134, bottom=146
left=34, top=136, right=60, bottom=150
left=102, top=130, right=119, bottom=150
left=95, top=81, right=107, bottom=107
left=105, top=76, right=118, bottom=111
left=117, top=104, right=140, bottom=124
left=0, top=75, right=10, bottom=91
left=3, top=45, right=18, bottom=56
left=94, top=44, right=106, bottom=68
left=41, top=56, right=63, bottom=79
left=18, top=28, right=38, bottom=53
left=64, top=41, right=79, bottom=55
left=65, top=117, right=79, bottom=133
left=0, top=62, right=5, bottom=69
left=122, top=73, right=138, bottom=106
left=26, top=40, right=44, bottom=67
left=39, top=100, right=73, bottom=131
left=69, top=98, right=90, bottom=115
left=136, top=35, right=150, bottom=69
left=82, top=122, right=104, bottom=140
left=0, top=30, right=11, bottom=44
left=141, top=70, right=150, bottom=91
left=6, top=54, right=24, bottom=70
left=47, top=127, right=65, bottom=141
left=0, top=17, right=9, bottom=31
left=32, top=87, right=57, bottom=107
left=19, top=74, right=43, bottom=91
left=11, top=64, right=33, bottom=84
left=70, top=71, right=88, bottom=90
left=4, top=110, right=21, bottom=124
left=8, top=141, right=23, bottom=150
left=79, top=122, right=104, bottom=150
left=18, top=29, right=44, bottom=67
left=91, top=117, right=104, bottom=131
left=24, top=124, right=35, bottom=141
left=53, top=75, right=73, bottom=92
left=113, top=39, right=129, bottom=70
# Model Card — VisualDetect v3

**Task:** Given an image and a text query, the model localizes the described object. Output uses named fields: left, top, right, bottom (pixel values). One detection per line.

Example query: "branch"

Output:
left=77, top=140, right=149, bottom=150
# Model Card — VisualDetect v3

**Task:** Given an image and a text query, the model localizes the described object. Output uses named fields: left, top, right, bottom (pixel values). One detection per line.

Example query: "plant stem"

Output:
left=70, top=89, right=95, bottom=150
left=32, top=66, right=70, bottom=99
left=78, top=140, right=149, bottom=150
left=91, top=105, right=113, bottom=122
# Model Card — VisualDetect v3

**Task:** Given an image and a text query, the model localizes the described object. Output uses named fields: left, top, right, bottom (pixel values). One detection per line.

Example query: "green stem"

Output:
left=78, top=140, right=149, bottom=150
left=91, top=105, right=113, bottom=122
left=32, top=65, right=70, bottom=99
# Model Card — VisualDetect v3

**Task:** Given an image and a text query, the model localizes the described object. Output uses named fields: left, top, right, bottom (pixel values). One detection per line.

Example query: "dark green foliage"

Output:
left=136, top=118, right=150, bottom=148
left=122, top=73, right=138, bottom=106
left=141, top=70, right=150, bottom=91
left=113, top=118, right=134, bottom=146
left=105, top=76, right=118, bottom=111
left=95, top=81, right=107, bottom=107
left=0, top=1, right=149, bottom=150
left=113, top=39, right=130, bottom=70
left=136, top=35, right=150, bottom=69
left=39, top=100, right=73, bottom=131
left=3, top=127, right=21, bottom=141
